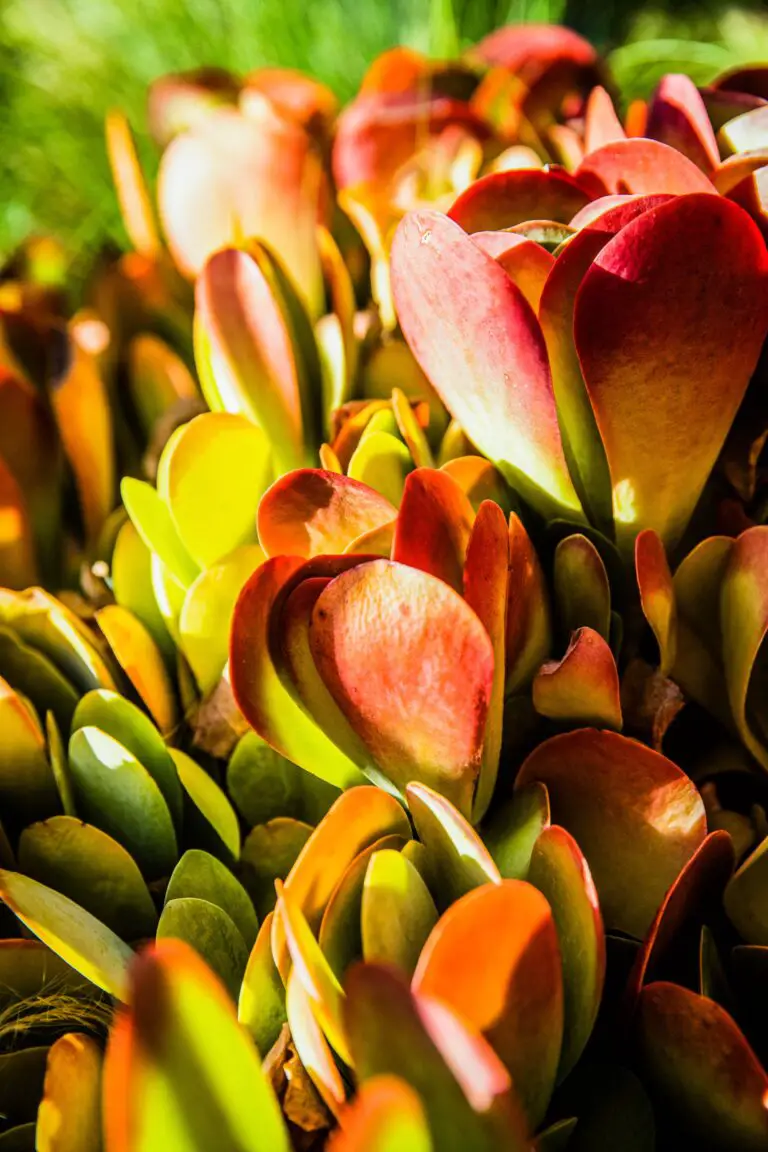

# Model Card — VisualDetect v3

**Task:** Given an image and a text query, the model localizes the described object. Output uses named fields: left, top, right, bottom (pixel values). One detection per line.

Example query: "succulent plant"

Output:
left=1, top=23, right=768, bottom=1152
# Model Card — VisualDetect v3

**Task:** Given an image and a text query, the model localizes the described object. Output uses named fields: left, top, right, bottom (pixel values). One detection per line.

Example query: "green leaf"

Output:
left=170, top=749, right=240, bottom=862
left=361, top=849, right=438, bottom=976
left=72, top=689, right=183, bottom=832
left=0, top=678, right=59, bottom=823
left=104, top=939, right=290, bottom=1150
left=240, top=819, right=313, bottom=919
left=19, top=816, right=157, bottom=941
left=226, top=732, right=304, bottom=827
left=0, top=626, right=78, bottom=733
left=179, top=545, right=264, bottom=695
left=166, top=850, right=258, bottom=950
left=68, top=726, right=178, bottom=880
left=481, top=783, right=550, bottom=881
left=111, top=520, right=175, bottom=662
left=157, top=897, right=249, bottom=1003
left=161, top=413, right=271, bottom=568
left=120, top=477, right=200, bottom=588
left=0, top=870, right=133, bottom=999
left=238, top=912, right=286, bottom=1057
left=406, top=782, right=500, bottom=908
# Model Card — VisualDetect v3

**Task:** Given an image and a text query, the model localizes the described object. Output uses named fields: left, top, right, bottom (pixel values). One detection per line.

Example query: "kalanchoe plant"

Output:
left=1, top=23, right=768, bottom=1152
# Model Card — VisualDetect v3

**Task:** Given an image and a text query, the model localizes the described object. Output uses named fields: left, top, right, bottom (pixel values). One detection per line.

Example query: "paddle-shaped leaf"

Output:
left=506, top=513, right=552, bottom=695
left=103, top=939, right=290, bottom=1151
left=448, top=169, right=590, bottom=232
left=575, top=138, right=718, bottom=196
left=328, top=1076, right=432, bottom=1152
left=635, top=530, right=677, bottom=675
left=258, top=470, right=396, bottom=558
left=646, top=74, right=720, bottom=172
left=553, top=534, right=611, bottom=640
left=516, top=730, right=706, bottom=937
left=0, top=870, right=132, bottom=999
left=637, top=982, right=768, bottom=1150
left=626, top=831, right=735, bottom=1012
left=721, top=526, right=768, bottom=769
left=533, top=627, right=622, bottom=730
left=528, top=825, right=605, bottom=1079
left=574, top=194, right=768, bottom=552
left=407, top=782, right=500, bottom=906
left=392, top=468, right=474, bottom=594
left=68, top=727, right=177, bottom=880
left=344, top=963, right=529, bottom=1152
left=310, top=560, right=494, bottom=815
left=195, top=248, right=312, bottom=474
left=18, top=817, right=157, bottom=941
left=391, top=211, right=583, bottom=520
left=463, top=501, right=509, bottom=821
left=413, top=880, right=563, bottom=1127
left=36, top=1032, right=103, bottom=1152
left=230, top=556, right=367, bottom=790
left=361, top=849, right=438, bottom=976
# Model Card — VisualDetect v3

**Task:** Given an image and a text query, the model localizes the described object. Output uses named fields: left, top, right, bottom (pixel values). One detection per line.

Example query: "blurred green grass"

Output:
left=0, top=0, right=767, bottom=268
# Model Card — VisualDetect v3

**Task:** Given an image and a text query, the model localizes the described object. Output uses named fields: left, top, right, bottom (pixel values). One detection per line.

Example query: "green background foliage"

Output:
left=1, top=0, right=767, bottom=263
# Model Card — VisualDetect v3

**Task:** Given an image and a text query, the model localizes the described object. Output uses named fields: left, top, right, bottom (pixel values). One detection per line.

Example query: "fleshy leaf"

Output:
left=160, top=413, right=270, bottom=568
left=18, top=817, right=157, bottom=941
left=68, top=727, right=177, bottom=881
left=584, top=86, right=626, bottom=152
left=646, top=74, right=720, bottom=172
left=406, top=782, right=500, bottom=907
left=528, top=825, right=605, bottom=1079
left=166, top=850, right=258, bottom=951
left=275, top=881, right=350, bottom=1064
left=637, top=981, right=768, bottom=1149
left=258, top=470, right=396, bottom=558
left=327, top=1076, right=432, bottom=1152
left=724, top=834, right=768, bottom=945
left=0, top=678, right=59, bottom=823
left=626, top=831, right=735, bottom=1012
left=158, top=104, right=322, bottom=315
left=448, top=169, right=591, bottom=232
left=272, top=787, right=411, bottom=975
left=195, top=247, right=315, bottom=474
left=635, top=529, right=677, bottom=675
left=390, top=210, right=583, bottom=520
left=532, top=627, right=622, bottom=730
left=575, top=138, right=718, bottom=196
left=516, top=729, right=706, bottom=937
left=36, top=1032, right=103, bottom=1152
left=0, top=870, right=132, bottom=1000
left=180, top=545, right=264, bottom=695
left=157, top=897, right=249, bottom=1002
left=469, top=231, right=554, bottom=312
left=105, top=110, right=161, bottom=256
left=310, top=560, right=494, bottom=814
left=103, top=939, right=290, bottom=1151
left=120, top=478, right=200, bottom=589
left=481, top=783, right=551, bottom=881
left=72, top=689, right=183, bottom=833
left=506, top=513, right=553, bottom=695
left=238, top=912, right=287, bottom=1057
left=392, top=468, right=474, bottom=594
left=412, top=879, right=563, bottom=1128
left=553, top=534, right=611, bottom=640
left=230, top=556, right=368, bottom=790
left=361, top=849, right=438, bottom=976
left=574, top=194, right=768, bottom=552
left=344, top=963, right=529, bottom=1152
left=170, top=748, right=241, bottom=862
left=285, top=969, right=347, bottom=1117
left=464, top=501, right=509, bottom=821
left=720, top=527, right=768, bottom=769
